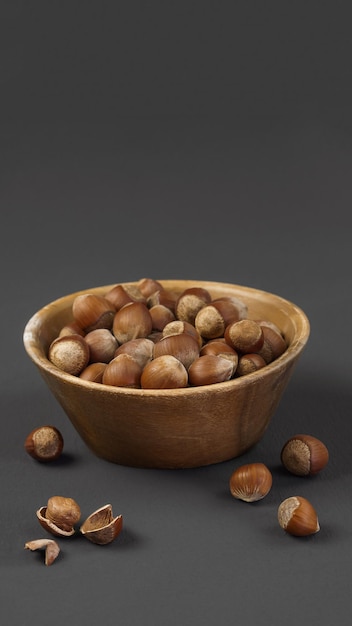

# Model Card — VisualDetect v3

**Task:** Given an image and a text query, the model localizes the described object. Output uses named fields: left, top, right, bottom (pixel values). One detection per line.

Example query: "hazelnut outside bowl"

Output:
left=23, top=280, right=310, bottom=469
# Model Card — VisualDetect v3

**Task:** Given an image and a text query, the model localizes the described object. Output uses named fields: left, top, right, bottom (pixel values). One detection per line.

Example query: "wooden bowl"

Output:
left=23, top=280, right=310, bottom=469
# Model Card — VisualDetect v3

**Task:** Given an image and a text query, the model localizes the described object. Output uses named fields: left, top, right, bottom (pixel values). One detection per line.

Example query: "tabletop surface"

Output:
left=1, top=3, right=351, bottom=625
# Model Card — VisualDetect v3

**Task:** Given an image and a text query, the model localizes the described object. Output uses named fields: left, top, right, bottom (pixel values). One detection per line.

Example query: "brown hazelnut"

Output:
left=149, top=304, right=176, bottom=331
left=141, top=355, right=188, bottom=389
left=114, top=337, right=154, bottom=369
left=112, top=302, right=153, bottom=344
left=281, top=434, right=329, bottom=476
left=162, top=320, right=203, bottom=348
left=229, top=462, right=273, bottom=502
left=84, top=328, right=118, bottom=363
left=188, top=354, right=235, bottom=386
left=79, top=362, right=107, bottom=383
left=225, top=319, right=264, bottom=354
left=236, top=353, right=267, bottom=376
left=278, top=496, right=320, bottom=536
left=104, top=284, right=138, bottom=310
left=175, top=287, right=212, bottom=325
left=24, top=425, right=64, bottom=462
left=72, top=294, right=116, bottom=332
left=146, top=288, right=177, bottom=313
left=153, top=333, right=200, bottom=370
left=137, top=277, right=163, bottom=297
left=102, top=353, right=143, bottom=388
left=48, top=334, right=90, bottom=375
left=256, top=325, right=287, bottom=363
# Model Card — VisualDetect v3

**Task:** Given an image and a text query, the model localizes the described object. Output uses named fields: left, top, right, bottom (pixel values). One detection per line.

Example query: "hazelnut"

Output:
left=114, top=337, right=154, bottom=369
left=102, top=353, right=143, bottom=388
left=84, top=328, right=118, bottom=363
left=199, top=340, right=239, bottom=372
left=104, top=284, right=138, bottom=310
left=188, top=354, right=235, bottom=386
left=80, top=504, right=123, bottom=545
left=278, top=496, right=320, bottom=536
left=149, top=304, right=176, bottom=331
left=281, top=434, right=329, bottom=476
left=153, top=332, right=200, bottom=370
left=48, top=334, right=90, bottom=375
left=229, top=462, right=273, bottom=502
left=25, top=538, right=60, bottom=566
left=24, top=425, right=64, bottom=462
left=195, top=300, right=242, bottom=340
left=162, top=320, right=203, bottom=348
left=194, top=304, right=227, bottom=340
left=175, top=287, right=212, bottom=325
left=225, top=319, right=264, bottom=354
left=112, top=302, right=153, bottom=344
left=58, top=321, right=86, bottom=337
left=256, top=325, right=287, bottom=364
left=236, top=353, right=267, bottom=376
left=79, top=362, right=107, bottom=383
left=212, top=295, right=248, bottom=320
left=137, top=277, right=163, bottom=297
left=141, top=355, right=188, bottom=389
left=146, top=288, right=177, bottom=313
left=72, top=294, right=116, bottom=332
left=37, top=496, right=81, bottom=537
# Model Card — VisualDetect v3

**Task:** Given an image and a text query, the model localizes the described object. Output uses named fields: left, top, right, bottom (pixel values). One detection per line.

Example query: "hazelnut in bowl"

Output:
left=23, top=279, right=310, bottom=469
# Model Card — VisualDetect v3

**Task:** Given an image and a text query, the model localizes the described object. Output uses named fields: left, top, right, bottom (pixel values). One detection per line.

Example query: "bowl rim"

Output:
left=23, top=279, right=310, bottom=397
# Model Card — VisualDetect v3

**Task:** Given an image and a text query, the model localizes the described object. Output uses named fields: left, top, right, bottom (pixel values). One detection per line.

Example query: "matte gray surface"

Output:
left=1, top=2, right=351, bottom=624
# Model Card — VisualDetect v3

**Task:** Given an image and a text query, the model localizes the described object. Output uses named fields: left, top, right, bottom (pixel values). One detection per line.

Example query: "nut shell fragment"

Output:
left=80, top=504, right=123, bottom=545
left=25, top=538, right=60, bottom=566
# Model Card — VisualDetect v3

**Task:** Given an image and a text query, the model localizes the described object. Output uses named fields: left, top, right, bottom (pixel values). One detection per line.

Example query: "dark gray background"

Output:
left=1, top=1, right=351, bottom=624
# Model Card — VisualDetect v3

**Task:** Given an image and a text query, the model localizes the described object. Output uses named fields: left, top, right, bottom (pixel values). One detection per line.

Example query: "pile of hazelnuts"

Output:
left=47, top=278, right=288, bottom=389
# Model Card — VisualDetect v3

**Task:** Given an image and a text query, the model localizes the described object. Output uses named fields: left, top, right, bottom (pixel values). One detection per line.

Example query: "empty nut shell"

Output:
left=80, top=504, right=123, bottom=545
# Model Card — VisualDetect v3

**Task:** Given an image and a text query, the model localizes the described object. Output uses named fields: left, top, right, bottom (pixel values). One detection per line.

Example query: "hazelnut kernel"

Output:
left=45, top=496, right=81, bottom=533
